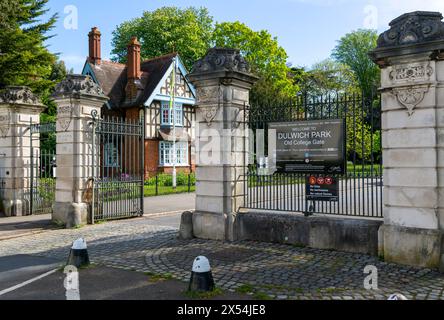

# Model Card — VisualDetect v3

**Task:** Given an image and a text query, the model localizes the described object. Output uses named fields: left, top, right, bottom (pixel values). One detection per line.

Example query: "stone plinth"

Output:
left=187, top=48, right=258, bottom=241
left=52, top=75, right=109, bottom=227
left=370, top=11, right=444, bottom=269
left=0, top=86, right=45, bottom=216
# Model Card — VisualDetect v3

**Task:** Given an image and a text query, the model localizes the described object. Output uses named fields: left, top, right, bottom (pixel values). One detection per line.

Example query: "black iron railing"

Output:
left=90, top=112, right=145, bottom=222
left=243, top=92, right=383, bottom=218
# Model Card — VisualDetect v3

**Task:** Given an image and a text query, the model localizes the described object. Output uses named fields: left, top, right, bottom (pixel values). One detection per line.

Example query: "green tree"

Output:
left=213, top=21, right=297, bottom=100
left=111, top=6, right=213, bottom=69
left=0, top=0, right=20, bottom=29
left=332, top=29, right=379, bottom=98
left=39, top=59, right=71, bottom=153
left=0, top=0, right=57, bottom=94
left=41, top=60, right=71, bottom=121
left=111, top=8, right=298, bottom=102
left=296, top=59, right=358, bottom=96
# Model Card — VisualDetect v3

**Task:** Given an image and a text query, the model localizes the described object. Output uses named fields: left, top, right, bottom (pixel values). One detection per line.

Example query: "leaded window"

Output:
left=159, top=141, right=188, bottom=166
left=161, top=102, right=183, bottom=126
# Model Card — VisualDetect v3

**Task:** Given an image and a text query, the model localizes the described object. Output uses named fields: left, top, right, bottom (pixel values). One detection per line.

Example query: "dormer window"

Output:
left=161, top=102, right=183, bottom=126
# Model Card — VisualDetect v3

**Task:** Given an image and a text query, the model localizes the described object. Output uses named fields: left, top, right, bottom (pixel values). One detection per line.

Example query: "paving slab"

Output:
left=0, top=215, right=442, bottom=300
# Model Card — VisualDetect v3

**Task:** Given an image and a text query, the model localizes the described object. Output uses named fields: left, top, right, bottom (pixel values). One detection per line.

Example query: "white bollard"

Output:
left=67, top=238, right=90, bottom=268
left=388, top=293, right=408, bottom=300
left=188, top=256, right=215, bottom=292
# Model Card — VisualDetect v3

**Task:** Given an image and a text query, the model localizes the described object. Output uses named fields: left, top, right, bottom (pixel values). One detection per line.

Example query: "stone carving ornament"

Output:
left=197, top=87, right=219, bottom=103
left=0, top=111, right=10, bottom=138
left=199, top=105, right=220, bottom=126
left=57, top=105, right=74, bottom=131
left=0, top=86, right=42, bottom=106
left=377, top=11, right=444, bottom=48
left=392, top=86, right=429, bottom=116
left=53, top=74, right=106, bottom=98
left=190, top=48, right=250, bottom=74
left=390, top=62, right=433, bottom=83
left=197, top=85, right=224, bottom=126
left=196, top=86, right=224, bottom=104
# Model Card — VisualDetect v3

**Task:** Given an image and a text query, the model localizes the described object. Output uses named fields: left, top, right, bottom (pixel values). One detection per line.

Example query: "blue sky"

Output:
left=44, top=0, right=444, bottom=73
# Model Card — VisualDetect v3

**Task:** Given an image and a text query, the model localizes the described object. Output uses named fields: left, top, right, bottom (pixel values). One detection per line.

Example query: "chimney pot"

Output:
left=126, top=36, right=142, bottom=101
left=88, top=27, right=101, bottom=65
left=127, top=37, right=141, bottom=81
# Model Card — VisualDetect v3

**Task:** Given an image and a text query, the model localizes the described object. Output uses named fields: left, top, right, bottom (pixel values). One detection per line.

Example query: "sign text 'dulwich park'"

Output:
left=269, top=119, right=345, bottom=174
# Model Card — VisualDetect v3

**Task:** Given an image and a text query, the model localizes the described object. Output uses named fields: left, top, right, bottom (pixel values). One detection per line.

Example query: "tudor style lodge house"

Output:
left=82, top=27, right=197, bottom=178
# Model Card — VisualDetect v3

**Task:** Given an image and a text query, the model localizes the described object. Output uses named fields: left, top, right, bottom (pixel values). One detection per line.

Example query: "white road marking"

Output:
left=0, top=268, right=58, bottom=296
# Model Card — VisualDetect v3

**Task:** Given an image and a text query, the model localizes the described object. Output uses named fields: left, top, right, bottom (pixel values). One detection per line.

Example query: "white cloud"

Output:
left=374, top=0, right=444, bottom=29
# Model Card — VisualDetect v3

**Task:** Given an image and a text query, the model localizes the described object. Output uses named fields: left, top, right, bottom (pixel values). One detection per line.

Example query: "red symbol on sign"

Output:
left=309, top=177, right=317, bottom=185
left=325, top=177, right=333, bottom=185
left=317, top=177, right=325, bottom=185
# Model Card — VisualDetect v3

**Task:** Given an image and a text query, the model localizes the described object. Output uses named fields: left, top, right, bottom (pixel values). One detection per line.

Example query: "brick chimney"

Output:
left=126, top=37, right=142, bottom=100
left=88, top=27, right=101, bottom=65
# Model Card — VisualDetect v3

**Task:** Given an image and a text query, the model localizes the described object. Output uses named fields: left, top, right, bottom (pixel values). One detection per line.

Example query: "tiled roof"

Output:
left=87, top=53, right=177, bottom=109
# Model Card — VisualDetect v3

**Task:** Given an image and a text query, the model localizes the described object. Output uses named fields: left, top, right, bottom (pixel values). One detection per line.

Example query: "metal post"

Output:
left=140, top=113, right=145, bottom=216
left=172, top=56, right=177, bottom=190
left=91, top=115, right=96, bottom=225
left=156, top=175, right=159, bottom=196
left=188, top=173, right=191, bottom=193
left=29, top=120, right=34, bottom=216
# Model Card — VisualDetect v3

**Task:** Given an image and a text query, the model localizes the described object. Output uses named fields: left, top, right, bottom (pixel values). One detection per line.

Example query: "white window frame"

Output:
left=104, top=142, right=119, bottom=168
left=160, top=102, right=183, bottom=126
left=159, top=141, right=189, bottom=166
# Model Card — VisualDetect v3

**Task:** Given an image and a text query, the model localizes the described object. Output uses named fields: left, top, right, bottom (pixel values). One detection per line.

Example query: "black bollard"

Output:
left=67, top=238, right=90, bottom=268
left=188, top=256, right=215, bottom=292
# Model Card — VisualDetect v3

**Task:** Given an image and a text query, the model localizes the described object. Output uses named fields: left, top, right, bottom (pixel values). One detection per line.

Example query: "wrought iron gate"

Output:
left=90, top=111, right=145, bottom=222
left=243, top=93, right=383, bottom=218
left=24, top=121, right=57, bottom=215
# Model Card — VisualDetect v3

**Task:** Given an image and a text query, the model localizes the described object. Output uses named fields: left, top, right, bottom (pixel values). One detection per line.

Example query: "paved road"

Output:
left=0, top=193, right=193, bottom=241
left=0, top=213, right=443, bottom=300
left=0, top=255, right=62, bottom=294
left=0, top=264, right=249, bottom=300
left=0, top=215, right=57, bottom=241
left=144, top=193, right=195, bottom=215
left=0, top=213, right=208, bottom=300
left=0, top=213, right=249, bottom=301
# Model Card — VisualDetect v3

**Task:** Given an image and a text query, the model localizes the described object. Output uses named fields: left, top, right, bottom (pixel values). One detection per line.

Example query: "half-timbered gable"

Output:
left=81, top=27, right=196, bottom=178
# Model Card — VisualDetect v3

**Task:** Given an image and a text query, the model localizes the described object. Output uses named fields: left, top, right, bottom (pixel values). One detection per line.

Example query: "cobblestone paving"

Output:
left=1, top=218, right=443, bottom=300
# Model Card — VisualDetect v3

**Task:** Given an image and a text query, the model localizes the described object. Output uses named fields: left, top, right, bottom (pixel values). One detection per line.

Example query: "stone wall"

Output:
left=237, top=211, right=383, bottom=256
left=187, top=48, right=258, bottom=241
left=370, top=11, right=444, bottom=269
left=52, top=75, right=109, bottom=227
left=0, top=86, right=45, bottom=216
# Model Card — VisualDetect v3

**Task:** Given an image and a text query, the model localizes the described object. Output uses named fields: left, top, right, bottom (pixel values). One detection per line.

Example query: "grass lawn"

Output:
left=144, top=185, right=196, bottom=197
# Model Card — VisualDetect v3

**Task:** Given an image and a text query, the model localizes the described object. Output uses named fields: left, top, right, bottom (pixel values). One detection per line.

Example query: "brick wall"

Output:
left=145, top=139, right=159, bottom=178
left=144, top=140, right=195, bottom=178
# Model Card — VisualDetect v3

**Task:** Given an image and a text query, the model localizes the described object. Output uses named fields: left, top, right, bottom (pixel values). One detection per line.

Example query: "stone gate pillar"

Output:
left=0, top=87, right=45, bottom=216
left=370, top=11, right=444, bottom=269
left=52, top=75, right=109, bottom=228
left=188, top=48, right=258, bottom=241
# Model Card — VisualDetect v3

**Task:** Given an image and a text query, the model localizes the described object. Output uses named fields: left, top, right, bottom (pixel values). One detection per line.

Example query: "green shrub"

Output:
left=144, top=173, right=195, bottom=187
